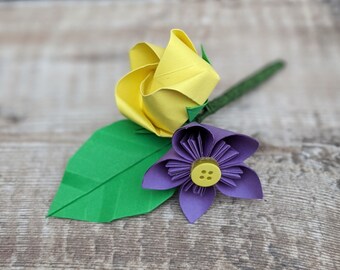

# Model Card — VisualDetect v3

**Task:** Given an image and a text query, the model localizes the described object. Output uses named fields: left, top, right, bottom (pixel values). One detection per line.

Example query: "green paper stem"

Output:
left=195, top=60, right=286, bottom=123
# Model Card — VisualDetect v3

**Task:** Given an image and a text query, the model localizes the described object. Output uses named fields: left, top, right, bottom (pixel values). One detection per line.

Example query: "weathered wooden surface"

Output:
left=0, top=1, right=339, bottom=269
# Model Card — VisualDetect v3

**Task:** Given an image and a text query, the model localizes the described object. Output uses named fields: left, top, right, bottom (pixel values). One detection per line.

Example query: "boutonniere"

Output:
left=48, top=29, right=285, bottom=223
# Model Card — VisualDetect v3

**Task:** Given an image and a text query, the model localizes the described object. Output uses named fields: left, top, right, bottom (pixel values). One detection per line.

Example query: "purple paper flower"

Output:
left=142, top=122, right=263, bottom=223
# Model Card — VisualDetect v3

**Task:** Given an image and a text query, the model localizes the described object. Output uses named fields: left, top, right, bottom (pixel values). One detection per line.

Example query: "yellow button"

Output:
left=191, top=158, right=221, bottom=187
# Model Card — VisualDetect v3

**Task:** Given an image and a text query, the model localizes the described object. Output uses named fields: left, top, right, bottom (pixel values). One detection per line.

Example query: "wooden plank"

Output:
left=0, top=1, right=339, bottom=269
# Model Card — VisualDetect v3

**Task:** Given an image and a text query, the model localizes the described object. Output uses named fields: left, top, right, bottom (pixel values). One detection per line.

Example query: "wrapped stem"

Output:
left=195, top=60, right=285, bottom=123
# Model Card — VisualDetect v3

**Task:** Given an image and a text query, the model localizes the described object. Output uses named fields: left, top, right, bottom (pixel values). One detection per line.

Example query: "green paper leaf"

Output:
left=48, top=120, right=174, bottom=222
left=201, top=44, right=211, bottom=64
left=186, top=100, right=208, bottom=122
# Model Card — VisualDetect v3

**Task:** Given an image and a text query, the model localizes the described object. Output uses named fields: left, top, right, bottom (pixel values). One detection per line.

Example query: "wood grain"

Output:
left=0, top=1, right=339, bottom=269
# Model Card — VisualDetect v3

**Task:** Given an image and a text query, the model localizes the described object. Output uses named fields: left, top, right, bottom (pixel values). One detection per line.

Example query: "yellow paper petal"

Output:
left=142, top=89, right=198, bottom=134
left=129, top=42, right=164, bottom=70
left=163, top=70, right=219, bottom=104
left=115, top=64, right=159, bottom=133
left=149, top=29, right=219, bottom=103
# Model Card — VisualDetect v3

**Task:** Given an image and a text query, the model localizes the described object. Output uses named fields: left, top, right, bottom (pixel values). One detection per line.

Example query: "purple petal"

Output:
left=221, top=135, right=259, bottom=162
left=220, top=176, right=237, bottom=187
left=156, top=148, right=185, bottom=163
left=179, top=185, right=216, bottom=223
left=200, top=123, right=235, bottom=142
left=179, top=134, right=198, bottom=160
left=143, top=160, right=188, bottom=190
left=218, top=148, right=240, bottom=165
left=210, top=140, right=231, bottom=160
left=216, top=165, right=263, bottom=199
left=200, top=123, right=259, bottom=162
left=172, top=123, right=214, bottom=159
left=221, top=166, right=243, bottom=175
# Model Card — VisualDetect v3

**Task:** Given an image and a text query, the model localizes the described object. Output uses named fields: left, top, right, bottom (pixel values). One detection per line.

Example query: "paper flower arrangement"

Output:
left=48, top=29, right=284, bottom=223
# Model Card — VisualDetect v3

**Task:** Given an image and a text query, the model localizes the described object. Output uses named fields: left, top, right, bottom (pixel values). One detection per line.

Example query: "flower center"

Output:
left=190, top=158, right=221, bottom=187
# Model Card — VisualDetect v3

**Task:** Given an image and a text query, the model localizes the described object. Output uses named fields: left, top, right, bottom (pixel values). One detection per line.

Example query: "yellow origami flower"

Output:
left=115, top=29, right=220, bottom=137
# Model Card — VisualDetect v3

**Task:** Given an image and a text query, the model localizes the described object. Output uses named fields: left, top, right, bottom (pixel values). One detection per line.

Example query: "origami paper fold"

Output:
left=48, top=120, right=175, bottom=222
left=143, top=122, right=263, bottom=223
left=115, top=29, right=220, bottom=137
left=186, top=100, right=208, bottom=122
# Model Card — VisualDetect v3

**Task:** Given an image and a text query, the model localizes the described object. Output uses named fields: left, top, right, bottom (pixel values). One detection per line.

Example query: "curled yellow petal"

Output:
left=129, top=42, right=164, bottom=70
left=115, top=64, right=159, bottom=134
